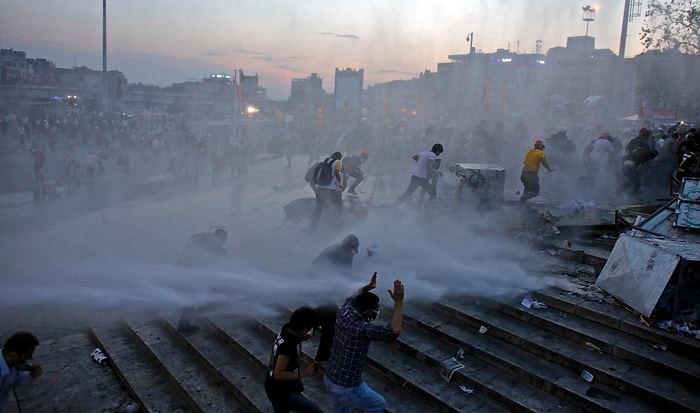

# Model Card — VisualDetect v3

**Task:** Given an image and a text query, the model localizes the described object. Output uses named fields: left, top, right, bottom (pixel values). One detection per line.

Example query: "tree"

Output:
left=641, top=0, right=700, bottom=54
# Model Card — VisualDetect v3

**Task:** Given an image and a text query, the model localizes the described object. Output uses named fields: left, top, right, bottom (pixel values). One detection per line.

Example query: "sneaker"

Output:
left=348, top=189, right=358, bottom=195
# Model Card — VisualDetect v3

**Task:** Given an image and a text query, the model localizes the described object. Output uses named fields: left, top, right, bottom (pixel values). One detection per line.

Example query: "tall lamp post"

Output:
left=582, top=5, right=597, bottom=37
left=466, top=32, right=474, bottom=54
left=102, top=0, right=107, bottom=109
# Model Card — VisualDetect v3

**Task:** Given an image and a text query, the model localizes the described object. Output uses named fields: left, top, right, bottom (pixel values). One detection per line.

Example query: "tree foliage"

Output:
left=641, top=0, right=700, bottom=54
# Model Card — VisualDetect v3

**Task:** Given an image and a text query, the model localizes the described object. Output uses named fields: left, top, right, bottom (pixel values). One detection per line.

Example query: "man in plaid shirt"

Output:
left=323, top=272, right=405, bottom=413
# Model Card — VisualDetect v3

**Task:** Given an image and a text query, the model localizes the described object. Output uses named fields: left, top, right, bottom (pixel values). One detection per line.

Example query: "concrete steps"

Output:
left=531, top=288, right=700, bottom=361
left=206, top=312, right=335, bottom=413
left=434, top=294, right=699, bottom=412
left=387, top=312, right=565, bottom=413
left=89, top=322, right=195, bottom=413
left=253, top=310, right=460, bottom=413
left=83, top=291, right=700, bottom=413
left=159, top=313, right=270, bottom=413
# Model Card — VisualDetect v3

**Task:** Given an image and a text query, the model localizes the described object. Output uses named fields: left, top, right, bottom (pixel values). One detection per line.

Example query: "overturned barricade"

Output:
left=596, top=180, right=700, bottom=334
left=596, top=234, right=700, bottom=324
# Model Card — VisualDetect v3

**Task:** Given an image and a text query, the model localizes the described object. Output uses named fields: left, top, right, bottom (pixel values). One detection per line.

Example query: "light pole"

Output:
left=102, top=0, right=107, bottom=109
left=582, top=5, right=597, bottom=37
left=466, top=32, right=474, bottom=54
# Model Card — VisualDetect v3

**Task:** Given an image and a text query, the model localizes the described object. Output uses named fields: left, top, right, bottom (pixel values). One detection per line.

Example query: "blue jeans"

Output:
left=394, top=175, right=435, bottom=207
left=323, top=375, right=386, bottom=413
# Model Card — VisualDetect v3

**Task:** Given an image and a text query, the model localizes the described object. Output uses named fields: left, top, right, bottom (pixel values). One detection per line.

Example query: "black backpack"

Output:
left=311, top=157, right=335, bottom=186
left=304, top=162, right=321, bottom=183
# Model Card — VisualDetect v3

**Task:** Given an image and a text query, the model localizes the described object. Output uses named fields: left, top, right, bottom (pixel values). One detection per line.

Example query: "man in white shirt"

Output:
left=586, top=132, right=615, bottom=181
left=310, top=152, right=345, bottom=233
left=393, top=143, right=444, bottom=207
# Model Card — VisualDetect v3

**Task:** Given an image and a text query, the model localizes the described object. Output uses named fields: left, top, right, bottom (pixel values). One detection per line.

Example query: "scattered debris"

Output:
left=581, top=370, right=594, bottom=382
left=521, top=296, right=547, bottom=310
left=478, top=325, right=489, bottom=334
left=648, top=343, right=667, bottom=351
left=91, top=348, right=108, bottom=365
left=439, top=356, right=465, bottom=382
left=639, top=315, right=653, bottom=327
left=584, top=341, right=603, bottom=354
left=456, top=348, right=465, bottom=359
left=459, top=384, right=475, bottom=394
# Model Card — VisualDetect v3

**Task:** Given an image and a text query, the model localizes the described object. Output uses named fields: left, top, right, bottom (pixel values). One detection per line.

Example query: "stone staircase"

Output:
left=60, top=222, right=698, bottom=413
left=76, top=287, right=700, bottom=413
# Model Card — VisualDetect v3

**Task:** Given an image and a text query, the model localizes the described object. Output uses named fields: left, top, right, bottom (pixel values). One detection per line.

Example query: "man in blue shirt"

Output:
left=323, top=273, right=405, bottom=413
left=1, top=332, right=42, bottom=413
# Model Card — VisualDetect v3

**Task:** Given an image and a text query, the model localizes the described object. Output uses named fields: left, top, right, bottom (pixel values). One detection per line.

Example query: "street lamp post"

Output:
left=466, top=32, right=474, bottom=55
left=582, top=5, right=597, bottom=37
left=102, top=0, right=107, bottom=109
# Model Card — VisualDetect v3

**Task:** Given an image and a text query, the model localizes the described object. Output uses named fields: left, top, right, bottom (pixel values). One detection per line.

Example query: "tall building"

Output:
left=1, top=49, right=55, bottom=85
left=238, top=69, right=266, bottom=101
left=334, top=67, right=363, bottom=111
left=290, top=73, right=325, bottom=116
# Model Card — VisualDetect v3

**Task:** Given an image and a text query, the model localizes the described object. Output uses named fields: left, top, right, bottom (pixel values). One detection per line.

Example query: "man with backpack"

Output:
left=310, top=152, right=344, bottom=233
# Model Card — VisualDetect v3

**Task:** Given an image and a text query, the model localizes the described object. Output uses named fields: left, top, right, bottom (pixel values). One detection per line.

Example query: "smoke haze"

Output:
left=0, top=154, right=560, bottom=330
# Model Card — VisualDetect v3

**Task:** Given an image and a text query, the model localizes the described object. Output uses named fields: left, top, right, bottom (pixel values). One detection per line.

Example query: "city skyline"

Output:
left=1, top=0, right=646, bottom=100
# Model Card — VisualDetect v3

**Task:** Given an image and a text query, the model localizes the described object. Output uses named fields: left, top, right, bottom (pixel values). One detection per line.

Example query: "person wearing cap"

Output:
left=520, top=140, right=554, bottom=202
left=393, top=143, right=444, bottom=207
left=341, top=149, right=369, bottom=195
left=626, top=127, right=653, bottom=155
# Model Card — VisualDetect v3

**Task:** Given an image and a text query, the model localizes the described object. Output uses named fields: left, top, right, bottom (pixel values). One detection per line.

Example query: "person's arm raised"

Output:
left=388, top=279, right=404, bottom=335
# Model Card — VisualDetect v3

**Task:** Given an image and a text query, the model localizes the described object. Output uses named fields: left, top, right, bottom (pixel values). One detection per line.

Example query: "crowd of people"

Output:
left=265, top=272, right=404, bottom=413
left=1, top=107, right=258, bottom=210
left=5, top=99, right=699, bottom=226
left=167, top=224, right=402, bottom=412
left=4, top=101, right=700, bottom=412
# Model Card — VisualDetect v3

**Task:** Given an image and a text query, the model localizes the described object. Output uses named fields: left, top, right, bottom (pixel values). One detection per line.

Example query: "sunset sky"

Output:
left=1, top=0, right=646, bottom=100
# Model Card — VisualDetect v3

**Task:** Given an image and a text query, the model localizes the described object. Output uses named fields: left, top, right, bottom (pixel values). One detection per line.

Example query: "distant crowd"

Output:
left=1, top=102, right=699, bottom=215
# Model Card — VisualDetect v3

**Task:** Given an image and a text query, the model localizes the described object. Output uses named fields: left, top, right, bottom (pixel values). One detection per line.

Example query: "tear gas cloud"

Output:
left=0, top=159, right=560, bottom=328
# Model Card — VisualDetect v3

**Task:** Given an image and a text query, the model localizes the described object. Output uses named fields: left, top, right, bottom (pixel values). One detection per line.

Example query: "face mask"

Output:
left=364, top=309, right=379, bottom=320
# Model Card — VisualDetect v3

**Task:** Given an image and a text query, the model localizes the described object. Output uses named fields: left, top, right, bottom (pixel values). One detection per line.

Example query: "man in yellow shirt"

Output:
left=520, top=140, right=554, bottom=202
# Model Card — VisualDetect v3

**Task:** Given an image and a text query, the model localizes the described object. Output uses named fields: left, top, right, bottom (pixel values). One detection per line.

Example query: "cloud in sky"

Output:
left=233, top=49, right=269, bottom=56
left=320, top=32, right=360, bottom=39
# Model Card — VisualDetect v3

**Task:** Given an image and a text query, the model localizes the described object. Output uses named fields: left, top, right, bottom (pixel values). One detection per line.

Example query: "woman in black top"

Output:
left=265, top=307, right=320, bottom=413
